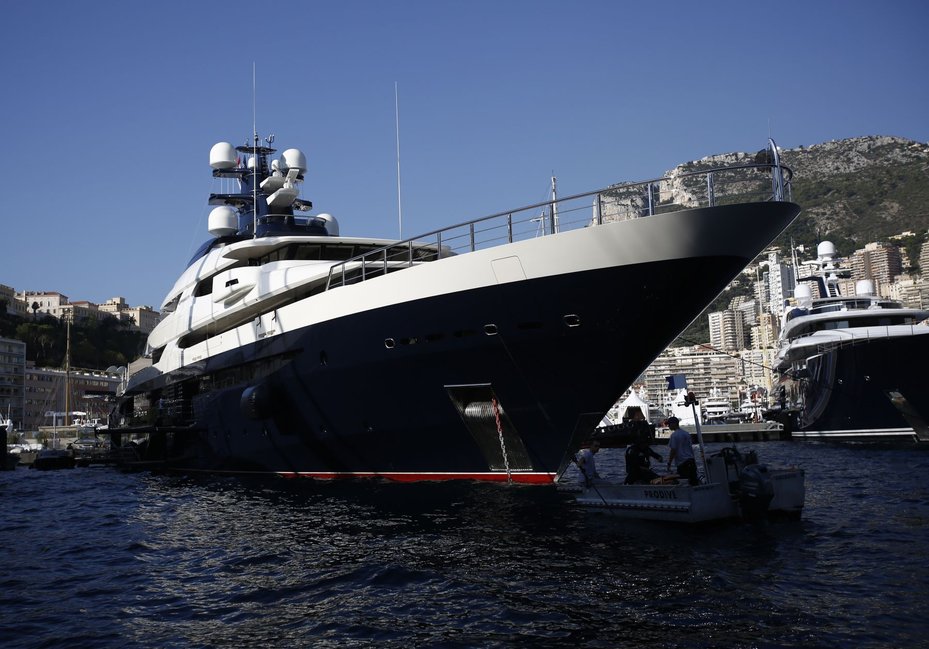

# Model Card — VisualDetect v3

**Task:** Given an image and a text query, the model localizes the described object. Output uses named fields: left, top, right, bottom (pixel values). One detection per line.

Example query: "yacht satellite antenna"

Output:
left=252, top=62, right=258, bottom=238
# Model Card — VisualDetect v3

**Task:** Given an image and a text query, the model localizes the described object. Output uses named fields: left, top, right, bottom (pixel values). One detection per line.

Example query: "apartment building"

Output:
left=0, top=337, right=26, bottom=430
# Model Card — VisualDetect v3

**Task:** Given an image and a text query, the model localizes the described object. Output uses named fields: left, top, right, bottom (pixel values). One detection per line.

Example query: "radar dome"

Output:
left=317, top=213, right=339, bottom=236
left=281, top=148, right=307, bottom=173
left=208, top=206, right=238, bottom=237
left=817, top=241, right=836, bottom=259
left=794, top=283, right=813, bottom=307
left=855, top=279, right=875, bottom=296
left=209, top=142, right=237, bottom=169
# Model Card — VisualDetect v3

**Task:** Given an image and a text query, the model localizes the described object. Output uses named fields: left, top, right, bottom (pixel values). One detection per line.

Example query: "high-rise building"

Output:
left=708, top=309, right=745, bottom=352
left=751, top=313, right=779, bottom=351
left=919, top=238, right=929, bottom=308
left=849, top=242, right=903, bottom=288
left=766, top=251, right=795, bottom=316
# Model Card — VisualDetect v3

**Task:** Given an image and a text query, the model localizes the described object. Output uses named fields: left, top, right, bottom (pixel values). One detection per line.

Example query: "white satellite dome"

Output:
left=856, top=279, right=875, bottom=296
left=208, top=206, right=238, bottom=237
left=281, top=148, right=307, bottom=173
left=209, top=142, right=237, bottom=169
left=817, top=241, right=836, bottom=259
left=794, top=283, right=813, bottom=308
left=316, top=213, right=339, bottom=236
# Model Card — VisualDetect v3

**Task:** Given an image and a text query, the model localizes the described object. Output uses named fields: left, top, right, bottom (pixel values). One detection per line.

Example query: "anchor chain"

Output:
left=491, top=397, right=512, bottom=485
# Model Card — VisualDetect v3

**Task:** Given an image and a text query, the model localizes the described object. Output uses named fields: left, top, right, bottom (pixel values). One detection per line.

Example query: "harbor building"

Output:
left=22, top=364, right=123, bottom=432
left=0, top=337, right=26, bottom=430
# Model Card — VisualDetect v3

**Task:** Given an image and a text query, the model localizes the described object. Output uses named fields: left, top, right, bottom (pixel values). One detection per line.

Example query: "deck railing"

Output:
left=326, top=154, right=793, bottom=290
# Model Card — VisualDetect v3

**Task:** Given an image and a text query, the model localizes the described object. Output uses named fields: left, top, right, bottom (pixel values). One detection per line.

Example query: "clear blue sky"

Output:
left=2, top=0, right=927, bottom=309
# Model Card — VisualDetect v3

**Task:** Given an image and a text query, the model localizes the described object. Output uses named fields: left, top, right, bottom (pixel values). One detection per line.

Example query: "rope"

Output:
left=491, top=397, right=512, bottom=485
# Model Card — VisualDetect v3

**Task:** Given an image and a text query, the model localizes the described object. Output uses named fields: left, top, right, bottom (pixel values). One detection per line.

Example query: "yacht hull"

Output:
left=794, top=333, right=929, bottom=442
left=122, top=202, right=801, bottom=481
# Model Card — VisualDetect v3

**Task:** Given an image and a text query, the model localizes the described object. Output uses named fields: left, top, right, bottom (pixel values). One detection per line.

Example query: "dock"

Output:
left=655, top=421, right=788, bottom=443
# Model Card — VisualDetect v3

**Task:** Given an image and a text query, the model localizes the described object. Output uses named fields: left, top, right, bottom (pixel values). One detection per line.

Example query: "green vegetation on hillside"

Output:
left=0, top=304, right=146, bottom=370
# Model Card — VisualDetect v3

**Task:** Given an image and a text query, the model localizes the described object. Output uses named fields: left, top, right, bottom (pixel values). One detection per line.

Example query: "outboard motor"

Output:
left=739, top=463, right=774, bottom=520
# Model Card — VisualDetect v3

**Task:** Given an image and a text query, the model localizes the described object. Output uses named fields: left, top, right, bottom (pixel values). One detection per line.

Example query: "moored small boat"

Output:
left=570, top=446, right=804, bottom=523
left=31, top=449, right=77, bottom=471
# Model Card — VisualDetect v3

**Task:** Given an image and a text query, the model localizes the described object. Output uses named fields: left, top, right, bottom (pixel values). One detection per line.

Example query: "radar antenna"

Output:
left=252, top=62, right=258, bottom=238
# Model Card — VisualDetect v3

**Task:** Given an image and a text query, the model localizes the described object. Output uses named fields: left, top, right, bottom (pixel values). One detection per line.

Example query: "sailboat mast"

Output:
left=64, top=318, right=71, bottom=427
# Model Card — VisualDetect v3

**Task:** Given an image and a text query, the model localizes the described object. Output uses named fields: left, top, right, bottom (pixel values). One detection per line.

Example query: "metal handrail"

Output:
left=325, top=160, right=794, bottom=290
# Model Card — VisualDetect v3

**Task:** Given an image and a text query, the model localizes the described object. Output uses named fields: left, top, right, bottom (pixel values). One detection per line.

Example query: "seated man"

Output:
left=624, top=437, right=663, bottom=484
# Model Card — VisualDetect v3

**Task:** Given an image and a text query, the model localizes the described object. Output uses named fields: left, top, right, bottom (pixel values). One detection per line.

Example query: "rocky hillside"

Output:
left=667, top=135, right=929, bottom=347
left=676, top=135, right=929, bottom=258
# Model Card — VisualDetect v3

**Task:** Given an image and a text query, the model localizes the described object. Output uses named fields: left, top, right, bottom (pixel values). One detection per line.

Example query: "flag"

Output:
left=666, top=374, right=687, bottom=390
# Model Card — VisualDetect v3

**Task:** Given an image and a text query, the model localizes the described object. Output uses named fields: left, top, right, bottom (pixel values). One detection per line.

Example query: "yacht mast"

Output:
left=64, top=317, right=71, bottom=428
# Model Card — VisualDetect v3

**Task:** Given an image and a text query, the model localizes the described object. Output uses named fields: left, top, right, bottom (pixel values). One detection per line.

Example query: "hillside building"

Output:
left=1, top=285, right=27, bottom=316
left=17, top=291, right=70, bottom=318
left=12, top=291, right=159, bottom=334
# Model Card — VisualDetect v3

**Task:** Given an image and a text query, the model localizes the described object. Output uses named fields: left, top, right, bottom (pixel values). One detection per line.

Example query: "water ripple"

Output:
left=1, top=442, right=928, bottom=647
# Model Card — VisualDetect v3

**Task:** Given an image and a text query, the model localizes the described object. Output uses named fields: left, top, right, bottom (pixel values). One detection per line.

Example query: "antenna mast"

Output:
left=252, top=63, right=258, bottom=238
left=395, top=82, right=403, bottom=239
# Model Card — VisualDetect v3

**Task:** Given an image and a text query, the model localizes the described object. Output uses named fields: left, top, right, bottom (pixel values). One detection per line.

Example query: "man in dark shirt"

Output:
left=624, top=437, right=663, bottom=484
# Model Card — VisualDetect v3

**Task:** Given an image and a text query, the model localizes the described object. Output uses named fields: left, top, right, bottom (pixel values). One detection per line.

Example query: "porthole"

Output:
left=563, top=314, right=581, bottom=328
left=484, top=324, right=498, bottom=335
left=384, top=338, right=396, bottom=349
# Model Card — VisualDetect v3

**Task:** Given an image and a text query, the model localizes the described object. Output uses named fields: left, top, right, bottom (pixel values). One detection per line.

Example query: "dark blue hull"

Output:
left=795, top=334, right=929, bottom=442
left=121, top=253, right=757, bottom=481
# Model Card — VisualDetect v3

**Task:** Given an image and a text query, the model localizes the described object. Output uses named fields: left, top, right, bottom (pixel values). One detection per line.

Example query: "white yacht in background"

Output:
left=775, top=242, right=929, bottom=443
left=111, top=135, right=799, bottom=481
left=701, top=386, right=733, bottom=424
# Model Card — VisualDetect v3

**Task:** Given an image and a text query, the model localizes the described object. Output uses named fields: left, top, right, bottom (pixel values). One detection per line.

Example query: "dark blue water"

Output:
left=2, top=441, right=928, bottom=648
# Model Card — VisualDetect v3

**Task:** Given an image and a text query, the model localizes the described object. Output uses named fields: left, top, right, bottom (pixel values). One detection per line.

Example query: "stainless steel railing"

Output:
left=325, top=154, right=793, bottom=291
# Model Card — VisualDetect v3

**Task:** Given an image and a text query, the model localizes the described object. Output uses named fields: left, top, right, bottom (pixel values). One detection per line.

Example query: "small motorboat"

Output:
left=31, top=449, right=77, bottom=471
left=570, top=446, right=804, bottom=523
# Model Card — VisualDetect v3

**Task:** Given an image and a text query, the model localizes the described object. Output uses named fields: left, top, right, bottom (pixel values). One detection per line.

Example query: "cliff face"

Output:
left=668, top=135, right=929, bottom=248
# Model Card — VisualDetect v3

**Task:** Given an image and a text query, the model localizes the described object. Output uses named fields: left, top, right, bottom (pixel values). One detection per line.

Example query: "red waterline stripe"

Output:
left=276, top=471, right=556, bottom=484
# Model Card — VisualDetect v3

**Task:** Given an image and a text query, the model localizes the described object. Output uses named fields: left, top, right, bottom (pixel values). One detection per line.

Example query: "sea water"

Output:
left=1, top=441, right=927, bottom=648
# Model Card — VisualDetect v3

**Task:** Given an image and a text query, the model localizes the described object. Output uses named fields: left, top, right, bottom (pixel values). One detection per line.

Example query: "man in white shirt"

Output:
left=666, top=417, right=699, bottom=485
left=576, top=440, right=601, bottom=487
